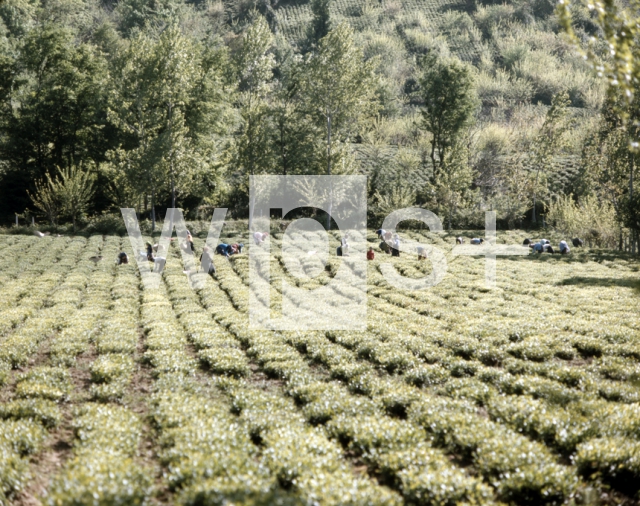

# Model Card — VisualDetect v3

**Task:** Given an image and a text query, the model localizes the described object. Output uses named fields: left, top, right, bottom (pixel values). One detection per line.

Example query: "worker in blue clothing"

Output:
left=216, top=243, right=233, bottom=257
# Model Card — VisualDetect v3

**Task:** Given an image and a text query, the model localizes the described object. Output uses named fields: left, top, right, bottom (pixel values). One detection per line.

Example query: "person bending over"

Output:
left=253, top=232, right=269, bottom=245
left=216, top=243, right=232, bottom=257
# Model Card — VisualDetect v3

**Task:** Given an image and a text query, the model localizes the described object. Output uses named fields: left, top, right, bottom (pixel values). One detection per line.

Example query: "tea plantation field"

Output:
left=0, top=230, right=639, bottom=506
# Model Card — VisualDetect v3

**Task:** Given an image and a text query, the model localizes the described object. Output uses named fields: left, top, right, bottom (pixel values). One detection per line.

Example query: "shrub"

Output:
left=46, top=454, right=152, bottom=506
left=507, top=340, right=554, bottom=362
left=575, top=437, right=640, bottom=495
left=0, top=444, right=29, bottom=500
left=90, top=355, right=135, bottom=383
left=0, top=419, right=47, bottom=455
left=0, top=399, right=62, bottom=428
left=547, top=194, right=618, bottom=248
left=84, top=213, right=128, bottom=235
left=404, top=364, right=449, bottom=387
left=327, top=415, right=425, bottom=455
left=475, top=437, right=577, bottom=503
left=378, top=443, right=494, bottom=506
left=198, top=348, right=250, bottom=378
left=0, top=361, right=10, bottom=387
left=487, top=395, right=595, bottom=453
left=572, top=337, right=604, bottom=358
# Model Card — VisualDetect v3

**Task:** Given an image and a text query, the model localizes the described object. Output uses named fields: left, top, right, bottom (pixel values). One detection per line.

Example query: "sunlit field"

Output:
left=0, top=230, right=639, bottom=506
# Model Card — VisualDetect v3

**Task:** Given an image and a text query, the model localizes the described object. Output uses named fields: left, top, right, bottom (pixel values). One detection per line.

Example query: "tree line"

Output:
left=0, top=0, right=638, bottom=251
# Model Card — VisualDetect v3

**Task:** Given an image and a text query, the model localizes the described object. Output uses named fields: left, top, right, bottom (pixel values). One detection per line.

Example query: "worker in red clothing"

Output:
left=367, top=247, right=375, bottom=261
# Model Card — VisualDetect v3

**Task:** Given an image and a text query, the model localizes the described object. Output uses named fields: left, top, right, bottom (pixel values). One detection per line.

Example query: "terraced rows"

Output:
left=274, top=0, right=456, bottom=46
left=0, top=231, right=639, bottom=505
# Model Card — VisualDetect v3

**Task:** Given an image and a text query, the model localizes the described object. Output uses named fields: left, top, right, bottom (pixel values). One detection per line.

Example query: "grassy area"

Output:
left=0, top=230, right=638, bottom=505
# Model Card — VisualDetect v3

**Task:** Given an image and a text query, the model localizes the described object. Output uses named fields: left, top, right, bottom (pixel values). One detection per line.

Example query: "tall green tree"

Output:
left=0, top=24, right=108, bottom=217
left=558, top=0, right=640, bottom=251
left=108, top=30, right=161, bottom=227
left=232, top=16, right=276, bottom=229
left=148, top=25, right=200, bottom=210
left=300, top=22, right=379, bottom=227
left=418, top=54, right=477, bottom=188
left=497, top=155, right=537, bottom=229
left=437, top=140, right=476, bottom=230
left=108, top=25, right=229, bottom=229
left=529, top=90, right=573, bottom=223
left=270, top=37, right=318, bottom=176
left=578, top=97, right=635, bottom=248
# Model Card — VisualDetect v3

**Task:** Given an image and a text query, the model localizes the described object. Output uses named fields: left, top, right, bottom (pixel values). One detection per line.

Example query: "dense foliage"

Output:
left=0, top=0, right=638, bottom=247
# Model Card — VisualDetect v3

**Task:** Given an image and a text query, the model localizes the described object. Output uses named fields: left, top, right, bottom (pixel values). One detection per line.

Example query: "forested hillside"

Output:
left=0, top=0, right=638, bottom=247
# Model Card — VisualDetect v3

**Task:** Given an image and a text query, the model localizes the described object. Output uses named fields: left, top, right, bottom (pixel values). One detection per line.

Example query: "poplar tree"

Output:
left=301, top=22, right=378, bottom=228
left=233, top=16, right=276, bottom=230
left=418, top=54, right=477, bottom=188
left=529, top=90, right=573, bottom=224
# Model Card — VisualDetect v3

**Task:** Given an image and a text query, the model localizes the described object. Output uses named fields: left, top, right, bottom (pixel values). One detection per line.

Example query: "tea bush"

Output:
left=1, top=232, right=639, bottom=503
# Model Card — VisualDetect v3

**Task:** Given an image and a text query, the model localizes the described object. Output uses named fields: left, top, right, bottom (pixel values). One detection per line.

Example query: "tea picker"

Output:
left=253, top=232, right=269, bottom=245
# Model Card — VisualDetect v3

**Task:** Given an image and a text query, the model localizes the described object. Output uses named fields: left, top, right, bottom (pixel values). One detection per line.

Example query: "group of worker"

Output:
left=114, top=230, right=246, bottom=277
left=369, top=229, right=431, bottom=261
left=114, top=230, right=584, bottom=269
left=524, top=237, right=582, bottom=255
left=456, top=236, right=484, bottom=245
left=375, top=229, right=402, bottom=257
left=367, top=231, right=581, bottom=261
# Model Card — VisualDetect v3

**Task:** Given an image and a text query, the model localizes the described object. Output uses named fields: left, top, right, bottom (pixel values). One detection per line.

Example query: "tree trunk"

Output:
left=280, top=116, right=287, bottom=176
left=531, top=194, right=536, bottom=224
left=531, top=168, right=542, bottom=224
left=151, top=188, right=156, bottom=232
left=430, top=141, right=437, bottom=186
left=168, top=102, right=176, bottom=209
left=631, top=153, right=636, bottom=255
left=171, top=171, right=176, bottom=210
left=326, top=115, right=332, bottom=231
left=619, top=229, right=623, bottom=251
